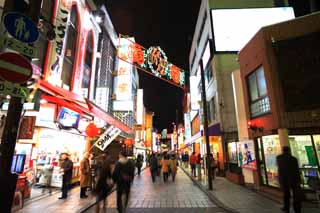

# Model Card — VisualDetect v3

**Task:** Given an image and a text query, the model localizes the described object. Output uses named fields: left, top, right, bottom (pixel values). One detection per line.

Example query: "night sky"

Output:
left=105, top=0, right=201, bottom=132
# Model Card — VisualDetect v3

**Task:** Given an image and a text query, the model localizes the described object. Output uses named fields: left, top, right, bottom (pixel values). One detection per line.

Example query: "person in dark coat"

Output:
left=95, top=153, right=113, bottom=213
left=80, top=152, right=90, bottom=198
left=112, top=151, right=135, bottom=213
left=136, top=153, right=143, bottom=175
left=59, top=153, right=73, bottom=199
left=149, top=153, right=158, bottom=182
left=276, top=146, right=302, bottom=213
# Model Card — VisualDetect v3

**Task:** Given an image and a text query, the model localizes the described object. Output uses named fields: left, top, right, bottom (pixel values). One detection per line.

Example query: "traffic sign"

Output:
left=0, top=36, right=38, bottom=58
left=0, top=81, right=29, bottom=98
left=0, top=52, right=33, bottom=84
left=3, top=12, right=39, bottom=43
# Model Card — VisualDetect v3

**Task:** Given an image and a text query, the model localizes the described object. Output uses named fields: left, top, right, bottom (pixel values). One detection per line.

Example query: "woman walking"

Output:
left=168, top=155, right=178, bottom=182
left=161, top=155, right=169, bottom=182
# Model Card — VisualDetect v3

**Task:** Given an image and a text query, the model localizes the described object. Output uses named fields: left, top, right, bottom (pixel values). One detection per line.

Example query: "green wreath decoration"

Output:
left=146, top=46, right=168, bottom=77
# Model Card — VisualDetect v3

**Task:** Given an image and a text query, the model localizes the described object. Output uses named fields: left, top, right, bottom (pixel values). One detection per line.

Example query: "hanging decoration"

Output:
left=117, top=35, right=186, bottom=88
left=85, top=123, right=100, bottom=137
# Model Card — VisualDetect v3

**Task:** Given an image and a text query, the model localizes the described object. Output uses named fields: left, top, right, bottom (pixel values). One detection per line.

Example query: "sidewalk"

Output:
left=180, top=165, right=319, bottom=213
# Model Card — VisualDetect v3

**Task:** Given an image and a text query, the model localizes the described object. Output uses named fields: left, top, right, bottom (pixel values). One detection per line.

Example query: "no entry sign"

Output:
left=0, top=52, right=33, bottom=84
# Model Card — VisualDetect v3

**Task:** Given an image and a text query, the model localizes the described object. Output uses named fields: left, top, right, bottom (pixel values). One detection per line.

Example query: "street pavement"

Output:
left=86, top=168, right=228, bottom=213
left=19, top=168, right=228, bottom=213
left=180, top=165, right=320, bottom=213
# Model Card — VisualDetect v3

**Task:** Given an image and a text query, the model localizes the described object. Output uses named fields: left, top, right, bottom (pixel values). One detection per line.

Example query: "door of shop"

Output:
left=255, top=137, right=268, bottom=186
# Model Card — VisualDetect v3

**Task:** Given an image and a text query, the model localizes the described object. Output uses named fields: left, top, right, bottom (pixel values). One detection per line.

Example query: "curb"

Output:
left=179, top=166, right=238, bottom=213
left=80, top=165, right=148, bottom=212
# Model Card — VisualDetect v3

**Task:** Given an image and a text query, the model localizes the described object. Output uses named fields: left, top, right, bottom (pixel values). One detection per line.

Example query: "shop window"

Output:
left=247, top=66, right=270, bottom=118
left=313, top=135, right=320, bottom=166
left=81, top=32, right=93, bottom=98
left=207, top=96, right=216, bottom=124
left=262, top=135, right=281, bottom=187
left=289, top=135, right=319, bottom=188
left=228, top=142, right=238, bottom=164
left=205, top=63, right=213, bottom=86
left=61, top=5, right=78, bottom=90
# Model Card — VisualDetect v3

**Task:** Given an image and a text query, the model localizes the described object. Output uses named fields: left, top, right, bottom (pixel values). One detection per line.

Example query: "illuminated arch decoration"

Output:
left=117, top=36, right=185, bottom=88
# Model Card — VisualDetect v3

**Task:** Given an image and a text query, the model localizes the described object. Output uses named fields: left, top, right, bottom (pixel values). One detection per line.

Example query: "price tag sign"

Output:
left=0, top=36, right=38, bottom=58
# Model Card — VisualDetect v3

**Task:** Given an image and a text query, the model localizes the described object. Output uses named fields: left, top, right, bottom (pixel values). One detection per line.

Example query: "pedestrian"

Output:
left=161, top=154, right=169, bottom=182
left=80, top=152, right=90, bottom=198
left=112, top=151, right=135, bottom=213
left=136, top=153, right=143, bottom=175
left=156, top=153, right=162, bottom=176
left=41, top=163, right=53, bottom=194
left=149, top=153, right=158, bottom=183
left=95, top=153, right=113, bottom=213
left=197, top=153, right=202, bottom=180
left=168, top=155, right=178, bottom=182
left=189, top=152, right=197, bottom=177
left=276, top=146, right=302, bottom=213
left=58, top=153, right=73, bottom=199
left=182, top=152, right=189, bottom=168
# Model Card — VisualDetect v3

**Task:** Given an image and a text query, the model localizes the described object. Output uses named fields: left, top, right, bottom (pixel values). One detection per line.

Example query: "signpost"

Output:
left=0, top=81, right=29, bottom=98
left=3, top=12, right=39, bottom=43
left=0, top=36, right=38, bottom=58
left=0, top=52, right=33, bottom=83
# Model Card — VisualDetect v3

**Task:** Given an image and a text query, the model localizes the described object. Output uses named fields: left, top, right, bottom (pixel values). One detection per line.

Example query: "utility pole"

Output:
left=199, top=59, right=213, bottom=190
left=0, top=0, right=42, bottom=211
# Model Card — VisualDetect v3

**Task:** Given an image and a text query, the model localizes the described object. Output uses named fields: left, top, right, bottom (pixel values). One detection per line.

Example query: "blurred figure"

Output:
left=58, top=153, right=73, bottom=199
left=277, top=146, right=302, bottom=213
left=80, top=152, right=90, bottom=198
left=197, top=153, right=202, bottom=181
left=161, top=155, right=170, bottom=182
left=95, top=152, right=113, bottom=213
left=149, top=153, right=158, bottom=183
left=88, top=152, right=96, bottom=191
left=41, top=163, right=53, bottom=194
left=189, top=152, right=197, bottom=177
left=182, top=152, right=189, bottom=168
left=136, top=153, right=143, bottom=175
left=168, top=155, right=178, bottom=182
left=156, top=153, right=162, bottom=176
left=112, top=151, right=135, bottom=213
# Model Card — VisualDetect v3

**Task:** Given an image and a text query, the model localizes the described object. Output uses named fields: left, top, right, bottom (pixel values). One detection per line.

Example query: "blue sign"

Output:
left=57, top=107, right=81, bottom=128
left=3, top=12, right=39, bottom=43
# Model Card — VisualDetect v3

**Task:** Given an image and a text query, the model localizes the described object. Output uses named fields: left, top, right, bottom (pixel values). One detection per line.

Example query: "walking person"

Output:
left=41, top=163, right=53, bottom=194
left=95, top=153, right=113, bottom=213
left=189, top=152, right=197, bottom=177
left=182, top=152, right=189, bottom=168
left=136, top=153, right=143, bottom=176
left=149, top=153, right=158, bottom=183
left=112, top=151, right=135, bottom=213
left=58, top=153, right=73, bottom=199
left=276, top=146, right=302, bottom=213
left=156, top=153, right=162, bottom=176
left=89, top=152, right=97, bottom=191
left=80, top=152, right=90, bottom=198
left=168, top=155, right=178, bottom=182
left=197, top=153, right=202, bottom=180
left=161, top=154, right=170, bottom=182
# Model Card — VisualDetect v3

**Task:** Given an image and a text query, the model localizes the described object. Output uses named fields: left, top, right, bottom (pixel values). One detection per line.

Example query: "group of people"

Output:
left=149, top=152, right=178, bottom=183
left=58, top=151, right=135, bottom=213
left=181, top=151, right=218, bottom=179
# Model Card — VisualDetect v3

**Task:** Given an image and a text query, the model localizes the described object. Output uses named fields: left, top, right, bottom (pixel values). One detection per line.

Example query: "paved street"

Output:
left=87, top=168, right=228, bottom=213
left=19, top=167, right=227, bottom=213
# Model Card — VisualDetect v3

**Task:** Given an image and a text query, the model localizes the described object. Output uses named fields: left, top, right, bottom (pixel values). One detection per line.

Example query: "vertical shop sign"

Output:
left=47, top=0, right=71, bottom=85
left=184, top=113, right=192, bottom=140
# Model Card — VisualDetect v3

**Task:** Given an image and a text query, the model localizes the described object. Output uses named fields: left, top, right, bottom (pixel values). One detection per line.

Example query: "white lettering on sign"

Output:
left=0, top=81, right=29, bottom=98
left=94, top=125, right=121, bottom=151
left=0, top=36, right=38, bottom=58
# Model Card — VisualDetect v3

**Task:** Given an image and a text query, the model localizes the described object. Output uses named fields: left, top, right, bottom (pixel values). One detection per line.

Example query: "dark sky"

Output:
left=105, top=0, right=201, bottom=132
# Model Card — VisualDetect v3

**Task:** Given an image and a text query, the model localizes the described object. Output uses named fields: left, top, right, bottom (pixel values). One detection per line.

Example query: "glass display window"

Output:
left=228, top=142, right=238, bottom=164
left=262, top=135, right=281, bottom=187
left=289, top=135, right=319, bottom=188
left=312, top=135, right=320, bottom=166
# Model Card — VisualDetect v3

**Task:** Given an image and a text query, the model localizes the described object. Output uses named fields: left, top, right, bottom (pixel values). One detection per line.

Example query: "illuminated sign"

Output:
left=113, top=37, right=134, bottom=111
left=136, top=89, right=143, bottom=125
left=118, top=36, right=185, bottom=87
left=94, top=125, right=121, bottom=151
left=184, top=113, right=192, bottom=140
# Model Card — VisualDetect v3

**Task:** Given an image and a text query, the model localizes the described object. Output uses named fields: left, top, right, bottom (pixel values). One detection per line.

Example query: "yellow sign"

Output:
left=0, top=81, right=29, bottom=98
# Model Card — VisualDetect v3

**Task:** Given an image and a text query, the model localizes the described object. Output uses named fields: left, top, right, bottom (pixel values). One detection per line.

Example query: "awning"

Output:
left=38, top=80, right=132, bottom=134
left=86, top=100, right=131, bottom=134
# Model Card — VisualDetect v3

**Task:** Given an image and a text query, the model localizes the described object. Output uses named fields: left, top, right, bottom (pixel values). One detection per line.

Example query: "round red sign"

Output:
left=0, top=52, right=33, bottom=84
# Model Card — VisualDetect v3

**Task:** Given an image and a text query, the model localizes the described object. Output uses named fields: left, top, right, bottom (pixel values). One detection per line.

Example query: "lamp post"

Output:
left=199, top=59, right=213, bottom=191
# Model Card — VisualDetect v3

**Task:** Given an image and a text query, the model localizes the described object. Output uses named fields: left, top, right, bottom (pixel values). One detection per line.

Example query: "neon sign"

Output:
left=118, top=37, right=185, bottom=87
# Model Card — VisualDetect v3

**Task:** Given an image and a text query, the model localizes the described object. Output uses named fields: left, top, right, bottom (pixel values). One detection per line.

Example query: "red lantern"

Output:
left=124, top=138, right=134, bottom=146
left=85, top=123, right=99, bottom=137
